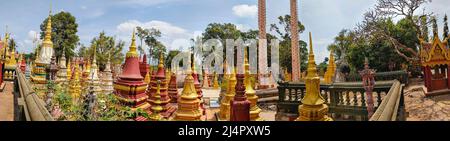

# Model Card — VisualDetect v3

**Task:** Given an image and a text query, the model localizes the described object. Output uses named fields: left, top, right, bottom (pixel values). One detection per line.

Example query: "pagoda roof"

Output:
left=420, top=35, right=450, bottom=67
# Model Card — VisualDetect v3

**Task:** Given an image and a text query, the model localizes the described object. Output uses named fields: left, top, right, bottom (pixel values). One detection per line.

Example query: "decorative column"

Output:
left=359, top=57, right=376, bottom=118
left=296, top=32, right=333, bottom=121
left=258, top=0, right=270, bottom=88
left=290, top=0, right=301, bottom=81
left=230, top=73, right=251, bottom=121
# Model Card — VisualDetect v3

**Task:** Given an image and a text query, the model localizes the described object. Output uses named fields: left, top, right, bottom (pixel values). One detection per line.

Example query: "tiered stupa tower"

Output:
left=168, top=72, right=178, bottom=103
left=102, top=54, right=114, bottom=94
left=324, top=49, right=336, bottom=84
left=191, top=56, right=204, bottom=114
left=88, top=46, right=102, bottom=95
left=173, top=66, right=202, bottom=121
left=113, top=30, right=150, bottom=110
left=218, top=68, right=237, bottom=121
left=31, top=10, right=55, bottom=96
left=147, top=53, right=170, bottom=111
left=230, top=73, right=251, bottom=121
left=56, top=50, right=67, bottom=84
left=69, top=61, right=82, bottom=104
left=244, top=50, right=262, bottom=121
left=295, top=33, right=333, bottom=121
left=149, top=80, right=163, bottom=121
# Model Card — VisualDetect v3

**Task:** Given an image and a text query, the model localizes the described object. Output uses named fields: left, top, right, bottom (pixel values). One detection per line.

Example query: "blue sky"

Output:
left=1, top=0, right=449, bottom=63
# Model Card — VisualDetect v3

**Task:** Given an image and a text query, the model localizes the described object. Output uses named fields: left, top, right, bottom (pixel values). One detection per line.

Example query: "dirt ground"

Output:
left=404, top=79, right=450, bottom=121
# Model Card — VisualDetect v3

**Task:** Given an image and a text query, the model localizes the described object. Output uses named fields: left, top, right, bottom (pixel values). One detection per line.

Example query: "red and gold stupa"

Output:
left=147, top=53, right=170, bottom=111
left=168, top=72, right=178, bottom=103
left=113, top=30, right=150, bottom=110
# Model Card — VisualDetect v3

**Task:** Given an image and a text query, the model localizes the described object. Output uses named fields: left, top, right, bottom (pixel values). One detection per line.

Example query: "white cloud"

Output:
left=236, top=24, right=251, bottom=32
left=116, top=20, right=194, bottom=52
left=232, top=4, right=257, bottom=18
left=19, top=30, right=41, bottom=53
left=113, top=0, right=184, bottom=6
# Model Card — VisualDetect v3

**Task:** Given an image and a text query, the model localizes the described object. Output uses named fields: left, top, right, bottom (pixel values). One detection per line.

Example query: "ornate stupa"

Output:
left=168, top=72, right=178, bottom=103
left=202, top=69, right=210, bottom=88
left=295, top=32, right=333, bottom=121
left=88, top=46, right=102, bottom=95
left=101, top=54, right=114, bottom=94
left=148, top=80, right=163, bottom=121
left=56, top=50, right=67, bottom=84
left=213, top=72, right=219, bottom=89
left=230, top=73, right=250, bottom=121
left=82, top=60, right=91, bottom=88
left=139, top=54, right=149, bottom=78
left=69, top=61, right=82, bottom=104
left=19, top=54, right=26, bottom=73
left=4, top=45, right=17, bottom=81
left=244, top=50, right=262, bottom=121
left=219, top=59, right=229, bottom=101
left=173, top=67, right=202, bottom=121
left=66, top=61, right=72, bottom=80
left=324, top=49, right=336, bottom=84
left=31, top=9, right=55, bottom=88
left=191, top=56, right=205, bottom=115
left=113, top=30, right=150, bottom=110
left=218, top=68, right=237, bottom=121
left=147, top=53, right=170, bottom=111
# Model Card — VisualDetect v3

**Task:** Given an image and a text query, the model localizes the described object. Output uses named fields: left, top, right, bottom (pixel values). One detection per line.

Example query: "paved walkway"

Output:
left=0, top=82, right=14, bottom=121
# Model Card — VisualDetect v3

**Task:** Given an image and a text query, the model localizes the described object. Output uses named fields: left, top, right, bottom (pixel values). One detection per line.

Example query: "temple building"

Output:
left=173, top=67, right=202, bottom=121
left=296, top=33, right=332, bottom=121
left=31, top=10, right=55, bottom=96
left=102, top=55, right=114, bottom=94
left=419, top=31, right=450, bottom=96
left=113, top=30, right=150, bottom=110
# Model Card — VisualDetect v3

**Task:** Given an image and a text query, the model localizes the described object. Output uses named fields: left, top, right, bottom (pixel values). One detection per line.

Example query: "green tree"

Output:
left=89, top=32, right=125, bottom=71
left=270, top=15, right=308, bottom=72
left=40, top=11, right=79, bottom=61
left=443, top=14, right=448, bottom=39
left=135, top=26, right=164, bottom=64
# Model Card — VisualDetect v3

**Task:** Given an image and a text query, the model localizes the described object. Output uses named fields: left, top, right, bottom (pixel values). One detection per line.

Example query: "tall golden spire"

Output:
left=126, top=29, right=138, bottom=58
left=245, top=48, right=262, bottom=121
left=43, top=7, right=53, bottom=47
left=296, top=32, right=332, bottom=121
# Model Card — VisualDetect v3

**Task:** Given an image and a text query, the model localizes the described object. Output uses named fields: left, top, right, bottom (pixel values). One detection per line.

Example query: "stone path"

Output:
left=0, top=82, right=14, bottom=121
left=404, top=80, right=450, bottom=121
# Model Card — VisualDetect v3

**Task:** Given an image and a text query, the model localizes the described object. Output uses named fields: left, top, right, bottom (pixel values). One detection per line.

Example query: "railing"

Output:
left=14, top=68, right=53, bottom=121
left=370, top=81, right=406, bottom=121
left=345, top=71, right=409, bottom=84
left=277, top=80, right=405, bottom=121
